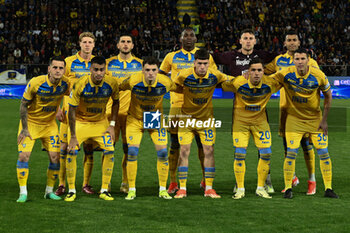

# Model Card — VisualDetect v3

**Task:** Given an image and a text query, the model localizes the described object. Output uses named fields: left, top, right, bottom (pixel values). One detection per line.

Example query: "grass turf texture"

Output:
left=0, top=99, right=349, bottom=233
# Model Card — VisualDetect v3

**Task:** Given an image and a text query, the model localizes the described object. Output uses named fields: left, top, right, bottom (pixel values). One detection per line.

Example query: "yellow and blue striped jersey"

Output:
left=63, top=52, right=95, bottom=114
left=65, top=52, right=94, bottom=82
left=106, top=55, right=143, bottom=115
left=265, top=52, right=319, bottom=74
left=265, top=52, right=319, bottom=108
left=222, top=75, right=282, bottom=124
left=22, top=75, right=70, bottom=124
left=69, top=74, right=119, bottom=122
left=174, top=67, right=227, bottom=120
left=160, top=47, right=217, bottom=107
left=271, top=66, right=330, bottom=120
left=119, top=72, right=176, bottom=121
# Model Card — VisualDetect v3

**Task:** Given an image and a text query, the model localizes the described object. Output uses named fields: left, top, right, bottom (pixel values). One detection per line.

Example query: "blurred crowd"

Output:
left=0, top=0, right=348, bottom=75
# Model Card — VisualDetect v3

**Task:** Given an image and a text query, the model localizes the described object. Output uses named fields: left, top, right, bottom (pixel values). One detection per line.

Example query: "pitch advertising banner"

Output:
left=0, top=69, right=26, bottom=84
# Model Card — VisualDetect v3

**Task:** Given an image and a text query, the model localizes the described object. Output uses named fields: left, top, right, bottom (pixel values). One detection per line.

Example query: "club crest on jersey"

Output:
left=143, top=110, right=161, bottom=129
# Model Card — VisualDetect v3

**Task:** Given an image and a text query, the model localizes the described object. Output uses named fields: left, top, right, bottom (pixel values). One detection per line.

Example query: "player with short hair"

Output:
left=65, top=56, right=119, bottom=202
left=55, top=32, right=96, bottom=196
left=16, top=56, right=70, bottom=203
left=160, top=28, right=217, bottom=194
left=213, top=28, right=278, bottom=193
left=106, top=34, right=143, bottom=193
left=270, top=48, right=338, bottom=199
left=173, top=49, right=228, bottom=199
left=222, top=58, right=282, bottom=199
left=265, top=30, right=319, bottom=195
left=121, top=56, right=177, bottom=200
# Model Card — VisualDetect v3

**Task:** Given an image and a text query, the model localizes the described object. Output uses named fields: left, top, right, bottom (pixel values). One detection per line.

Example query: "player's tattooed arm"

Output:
left=68, top=105, right=79, bottom=151
left=18, top=98, right=33, bottom=144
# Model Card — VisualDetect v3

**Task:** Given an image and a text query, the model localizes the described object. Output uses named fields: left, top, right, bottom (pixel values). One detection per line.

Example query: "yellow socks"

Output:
left=204, top=167, right=215, bottom=189
left=157, top=149, right=169, bottom=188
left=101, top=151, right=115, bottom=190
left=234, top=148, right=246, bottom=189
left=17, top=160, right=29, bottom=193
left=284, top=148, right=297, bottom=189
left=66, top=152, right=77, bottom=191
left=257, top=148, right=272, bottom=187
left=126, top=147, right=139, bottom=189
left=47, top=162, right=60, bottom=188
left=178, top=166, right=188, bottom=189
left=318, top=148, right=332, bottom=190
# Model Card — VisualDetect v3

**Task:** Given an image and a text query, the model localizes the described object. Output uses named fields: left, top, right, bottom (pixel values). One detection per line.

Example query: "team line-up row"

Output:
left=15, top=29, right=338, bottom=203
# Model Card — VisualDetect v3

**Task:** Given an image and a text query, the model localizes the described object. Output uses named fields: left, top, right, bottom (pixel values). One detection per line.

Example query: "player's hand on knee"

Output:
left=105, top=126, right=115, bottom=143
left=68, top=136, right=79, bottom=153
left=56, top=108, right=66, bottom=123
left=17, top=129, right=32, bottom=145
left=318, top=119, right=328, bottom=135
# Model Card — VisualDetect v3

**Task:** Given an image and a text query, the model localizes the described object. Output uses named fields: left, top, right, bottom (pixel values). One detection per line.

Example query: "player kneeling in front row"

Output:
left=174, top=49, right=228, bottom=199
left=16, top=56, right=70, bottom=202
left=223, top=58, right=282, bottom=199
left=120, top=56, right=177, bottom=200
left=270, top=48, right=338, bottom=199
left=66, top=56, right=119, bottom=202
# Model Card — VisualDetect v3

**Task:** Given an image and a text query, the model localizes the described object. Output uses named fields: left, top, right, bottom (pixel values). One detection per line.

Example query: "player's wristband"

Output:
left=110, top=120, right=116, bottom=127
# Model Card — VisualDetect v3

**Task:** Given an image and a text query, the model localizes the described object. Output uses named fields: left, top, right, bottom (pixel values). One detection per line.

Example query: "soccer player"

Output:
left=65, top=56, right=119, bottom=202
left=159, top=28, right=217, bottom=194
left=213, top=28, right=278, bottom=193
left=16, top=56, right=70, bottom=203
left=213, top=28, right=278, bottom=76
left=222, top=58, right=282, bottom=199
left=55, top=32, right=96, bottom=196
left=106, top=34, right=143, bottom=193
left=173, top=49, right=228, bottom=199
left=120, top=56, right=177, bottom=200
left=270, top=48, right=338, bottom=199
left=265, top=30, right=319, bottom=195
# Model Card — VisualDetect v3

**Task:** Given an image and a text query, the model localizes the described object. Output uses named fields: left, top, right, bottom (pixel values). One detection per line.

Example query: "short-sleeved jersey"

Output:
left=106, top=55, right=143, bottom=114
left=119, top=72, right=176, bottom=121
left=213, top=49, right=278, bottom=76
left=264, top=52, right=319, bottom=74
left=22, top=75, right=70, bottom=124
left=271, top=66, right=330, bottom=120
left=65, top=52, right=94, bottom=85
left=264, top=52, right=319, bottom=108
left=69, top=74, right=119, bottom=122
left=159, top=47, right=217, bottom=107
left=222, top=75, right=282, bottom=124
left=174, top=67, right=228, bottom=120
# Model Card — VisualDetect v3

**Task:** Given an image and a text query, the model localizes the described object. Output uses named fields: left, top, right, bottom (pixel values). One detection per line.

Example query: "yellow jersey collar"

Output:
left=88, top=75, right=104, bottom=87
left=181, top=47, right=197, bottom=55
left=76, top=52, right=94, bottom=63
left=248, top=77, right=263, bottom=89
left=294, top=66, right=311, bottom=79
left=117, top=54, right=135, bottom=63
left=142, top=73, right=158, bottom=87
left=192, top=67, right=209, bottom=80
left=46, top=74, right=62, bottom=87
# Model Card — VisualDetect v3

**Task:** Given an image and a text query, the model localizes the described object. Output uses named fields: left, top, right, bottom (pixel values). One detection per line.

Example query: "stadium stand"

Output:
left=0, top=0, right=348, bottom=75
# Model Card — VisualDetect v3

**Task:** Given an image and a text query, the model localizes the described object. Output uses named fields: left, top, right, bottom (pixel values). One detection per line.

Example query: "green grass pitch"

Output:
left=0, top=99, right=349, bottom=233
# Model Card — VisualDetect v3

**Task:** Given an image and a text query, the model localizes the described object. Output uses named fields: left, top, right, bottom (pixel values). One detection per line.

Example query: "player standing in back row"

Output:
left=159, top=28, right=217, bottom=194
left=106, top=35, right=143, bottom=193
left=265, top=30, right=319, bottom=195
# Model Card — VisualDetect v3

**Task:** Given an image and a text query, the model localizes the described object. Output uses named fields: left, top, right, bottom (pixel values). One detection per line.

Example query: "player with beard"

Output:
left=106, top=35, right=143, bottom=193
